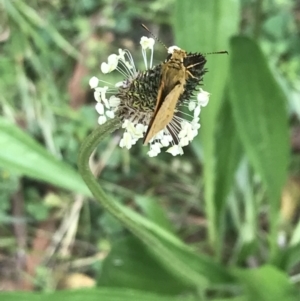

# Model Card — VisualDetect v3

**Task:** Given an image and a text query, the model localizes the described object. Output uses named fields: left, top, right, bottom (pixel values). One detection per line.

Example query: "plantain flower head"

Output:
left=89, top=37, right=209, bottom=157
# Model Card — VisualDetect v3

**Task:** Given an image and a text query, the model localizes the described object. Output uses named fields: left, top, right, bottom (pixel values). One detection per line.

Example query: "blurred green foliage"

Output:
left=0, top=0, right=300, bottom=300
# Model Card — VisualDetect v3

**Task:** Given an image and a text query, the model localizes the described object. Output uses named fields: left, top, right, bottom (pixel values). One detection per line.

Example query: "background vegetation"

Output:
left=0, top=0, right=300, bottom=300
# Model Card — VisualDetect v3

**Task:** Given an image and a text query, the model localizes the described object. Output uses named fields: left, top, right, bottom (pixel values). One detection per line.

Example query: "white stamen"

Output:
left=140, top=37, right=155, bottom=50
left=95, top=103, right=104, bottom=115
left=89, top=76, right=99, bottom=89
left=98, top=115, right=107, bottom=125
left=197, top=88, right=210, bottom=106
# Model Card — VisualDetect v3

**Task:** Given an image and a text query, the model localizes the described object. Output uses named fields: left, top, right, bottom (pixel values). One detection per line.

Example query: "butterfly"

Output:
left=142, top=47, right=207, bottom=144
left=141, top=24, right=227, bottom=145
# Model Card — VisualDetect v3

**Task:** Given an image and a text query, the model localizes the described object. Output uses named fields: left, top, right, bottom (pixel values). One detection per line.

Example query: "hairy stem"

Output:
left=77, top=118, right=208, bottom=288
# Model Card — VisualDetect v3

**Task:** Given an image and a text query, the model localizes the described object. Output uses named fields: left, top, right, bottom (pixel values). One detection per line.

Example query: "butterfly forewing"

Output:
left=143, top=83, right=184, bottom=145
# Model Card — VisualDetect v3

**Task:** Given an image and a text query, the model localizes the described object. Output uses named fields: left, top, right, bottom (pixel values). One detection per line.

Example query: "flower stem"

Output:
left=77, top=118, right=208, bottom=288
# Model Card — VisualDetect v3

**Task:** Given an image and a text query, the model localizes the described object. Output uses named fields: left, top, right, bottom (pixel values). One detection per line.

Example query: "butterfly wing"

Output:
left=143, top=83, right=183, bottom=145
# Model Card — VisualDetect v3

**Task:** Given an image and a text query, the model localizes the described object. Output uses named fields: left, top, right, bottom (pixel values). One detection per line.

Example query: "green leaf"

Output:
left=229, top=37, right=289, bottom=203
left=174, top=0, right=240, bottom=248
left=0, top=288, right=197, bottom=301
left=234, top=265, right=299, bottom=301
left=0, top=117, right=90, bottom=196
left=121, top=206, right=235, bottom=287
left=135, top=195, right=176, bottom=234
left=98, top=236, right=192, bottom=294
left=98, top=235, right=235, bottom=294
left=215, top=96, right=243, bottom=229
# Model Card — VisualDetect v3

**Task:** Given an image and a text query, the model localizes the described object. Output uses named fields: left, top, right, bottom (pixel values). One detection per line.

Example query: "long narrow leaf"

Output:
left=0, top=117, right=90, bottom=195
left=174, top=0, right=240, bottom=248
left=229, top=37, right=289, bottom=204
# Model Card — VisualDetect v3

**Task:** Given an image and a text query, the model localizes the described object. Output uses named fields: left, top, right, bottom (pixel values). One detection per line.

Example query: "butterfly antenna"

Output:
left=203, top=50, right=228, bottom=56
left=141, top=24, right=168, bottom=51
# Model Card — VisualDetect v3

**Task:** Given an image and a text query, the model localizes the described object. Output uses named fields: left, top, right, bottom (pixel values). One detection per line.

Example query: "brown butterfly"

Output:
left=143, top=46, right=206, bottom=144
left=141, top=24, right=227, bottom=145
